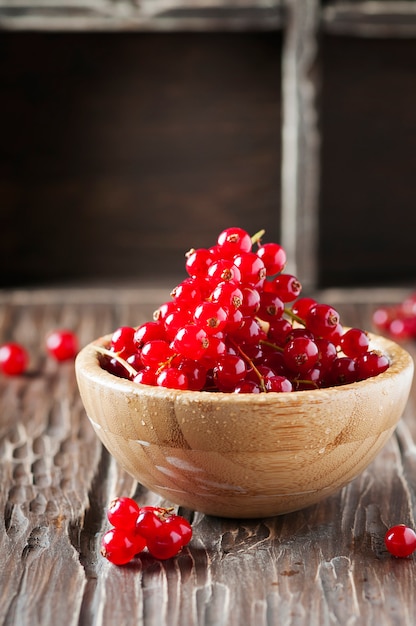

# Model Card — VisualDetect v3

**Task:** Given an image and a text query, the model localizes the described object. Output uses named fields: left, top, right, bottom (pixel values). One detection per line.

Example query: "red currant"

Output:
left=140, top=340, right=174, bottom=368
left=110, top=326, right=136, bottom=357
left=107, top=497, right=140, bottom=531
left=0, top=342, right=28, bottom=375
left=339, top=328, right=369, bottom=357
left=185, top=247, right=214, bottom=277
left=146, top=523, right=184, bottom=560
left=156, top=367, right=189, bottom=390
left=46, top=329, right=78, bottom=361
left=172, top=325, right=210, bottom=361
left=134, top=322, right=165, bottom=348
left=385, top=524, right=416, bottom=558
left=193, top=301, right=228, bottom=335
left=216, top=226, right=252, bottom=258
left=283, top=337, right=319, bottom=375
left=100, top=527, right=139, bottom=565
left=306, top=304, right=340, bottom=339
left=256, top=242, right=286, bottom=275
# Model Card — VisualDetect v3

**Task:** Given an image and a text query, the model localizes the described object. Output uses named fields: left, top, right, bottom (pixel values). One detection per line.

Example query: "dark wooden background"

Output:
left=0, top=32, right=281, bottom=287
left=1, top=29, right=416, bottom=289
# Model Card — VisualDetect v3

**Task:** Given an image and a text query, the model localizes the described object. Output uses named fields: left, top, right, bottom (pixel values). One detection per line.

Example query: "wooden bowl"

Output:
left=75, top=332, right=413, bottom=518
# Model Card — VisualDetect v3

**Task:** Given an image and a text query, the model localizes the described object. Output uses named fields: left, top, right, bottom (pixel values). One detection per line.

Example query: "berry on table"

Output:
left=385, top=524, right=416, bottom=558
left=46, top=329, right=78, bottom=361
left=0, top=342, right=28, bottom=376
left=100, top=500, right=193, bottom=565
left=107, top=497, right=141, bottom=531
left=100, top=527, right=142, bottom=565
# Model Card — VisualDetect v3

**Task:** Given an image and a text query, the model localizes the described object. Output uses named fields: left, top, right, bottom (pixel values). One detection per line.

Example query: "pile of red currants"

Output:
left=101, top=497, right=192, bottom=564
left=100, top=227, right=390, bottom=393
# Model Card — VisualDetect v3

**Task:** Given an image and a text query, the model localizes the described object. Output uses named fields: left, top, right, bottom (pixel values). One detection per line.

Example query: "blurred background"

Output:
left=1, top=0, right=416, bottom=291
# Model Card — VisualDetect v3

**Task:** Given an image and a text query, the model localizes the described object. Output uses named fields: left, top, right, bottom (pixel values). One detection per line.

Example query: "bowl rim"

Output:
left=75, top=330, right=414, bottom=404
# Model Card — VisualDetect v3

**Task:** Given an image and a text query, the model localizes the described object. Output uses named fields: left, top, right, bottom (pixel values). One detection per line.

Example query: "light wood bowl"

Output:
left=75, top=332, right=413, bottom=518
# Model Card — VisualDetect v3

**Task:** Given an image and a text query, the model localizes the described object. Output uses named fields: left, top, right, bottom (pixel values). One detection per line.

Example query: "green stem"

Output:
left=284, top=307, right=306, bottom=326
left=259, top=339, right=284, bottom=353
left=251, top=229, right=266, bottom=246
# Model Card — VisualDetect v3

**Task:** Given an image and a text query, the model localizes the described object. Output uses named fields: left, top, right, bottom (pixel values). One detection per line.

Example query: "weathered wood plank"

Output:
left=0, top=287, right=416, bottom=625
left=280, top=0, right=320, bottom=290
left=0, top=0, right=284, bottom=30
left=322, top=1, right=416, bottom=37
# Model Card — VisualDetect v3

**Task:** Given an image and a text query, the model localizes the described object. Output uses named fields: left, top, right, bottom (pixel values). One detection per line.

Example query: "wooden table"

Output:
left=1, top=285, right=416, bottom=626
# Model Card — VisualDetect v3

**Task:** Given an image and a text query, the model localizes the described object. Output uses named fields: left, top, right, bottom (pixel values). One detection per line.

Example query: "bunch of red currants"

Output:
left=101, top=497, right=192, bottom=564
left=100, top=227, right=389, bottom=393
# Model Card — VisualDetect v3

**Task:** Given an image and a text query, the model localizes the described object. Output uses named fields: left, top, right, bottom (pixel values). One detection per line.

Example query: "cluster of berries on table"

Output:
left=385, top=524, right=416, bottom=558
left=373, top=293, right=416, bottom=341
left=0, top=329, right=79, bottom=376
left=101, top=497, right=192, bottom=564
left=99, top=227, right=390, bottom=393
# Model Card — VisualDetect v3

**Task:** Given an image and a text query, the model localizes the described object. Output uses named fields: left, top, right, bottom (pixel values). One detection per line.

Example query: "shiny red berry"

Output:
left=107, top=497, right=140, bottom=531
left=46, top=329, right=78, bottom=361
left=146, top=523, right=184, bottom=560
left=0, top=342, right=28, bottom=375
left=100, top=527, right=139, bottom=565
left=385, top=525, right=416, bottom=558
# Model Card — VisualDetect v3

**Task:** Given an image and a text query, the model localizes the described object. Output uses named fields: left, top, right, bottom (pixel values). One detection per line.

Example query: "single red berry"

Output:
left=135, top=506, right=164, bottom=540
left=267, top=274, right=302, bottom=302
left=256, top=242, right=286, bottom=275
left=0, top=342, right=28, bottom=376
left=265, top=375, right=293, bottom=392
left=156, top=367, right=189, bottom=390
left=233, top=380, right=262, bottom=394
left=172, top=325, right=210, bottom=361
left=291, top=297, right=317, bottom=322
left=207, top=259, right=241, bottom=287
left=283, top=337, right=319, bottom=375
left=213, top=354, right=247, bottom=391
left=107, top=497, right=140, bottom=531
left=385, top=524, right=416, bottom=558
left=239, top=286, right=261, bottom=316
left=216, top=227, right=252, bottom=258
left=140, top=340, right=174, bottom=368
left=46, top=330, right=78, bottom=361
left=306, top=304, right=340, bottom=339
left=233, top=252, right=267, bottom=289
left=193, top=301, right=228, bottom=335
left=177, top=359, right=207, bottom=391
left=146, top=523, right=184, bottom=560
left=134, top=322, right=165, bottom=348
left=356, top=351, right=390, bottom=380
left=110, top=326, right=136, bottom=357
left=330, top=357, right=358, bottom=386
left=185, top=247, right=214, bottom=277
left=165, top=514, right=193, bottom=547
left=100, top=527, right=138, bottom=565
left=133, top=367, right=157, bottom=386
left=339, top=328, right=370, bottom=357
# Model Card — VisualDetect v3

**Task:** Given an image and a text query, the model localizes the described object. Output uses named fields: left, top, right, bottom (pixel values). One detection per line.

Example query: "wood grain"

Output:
left=1, top=285, right=416, bottom=625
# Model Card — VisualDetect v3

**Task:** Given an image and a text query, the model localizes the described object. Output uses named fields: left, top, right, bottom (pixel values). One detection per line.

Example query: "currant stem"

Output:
left=251, top=229, right=266, bottom=246
left=230, top=340, right=267, bottom=392
left=260, top=339, right=284, bottom=353
left=94, top=345, right=139, bottom=379
left=284, top=307, right=305, bottom=326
